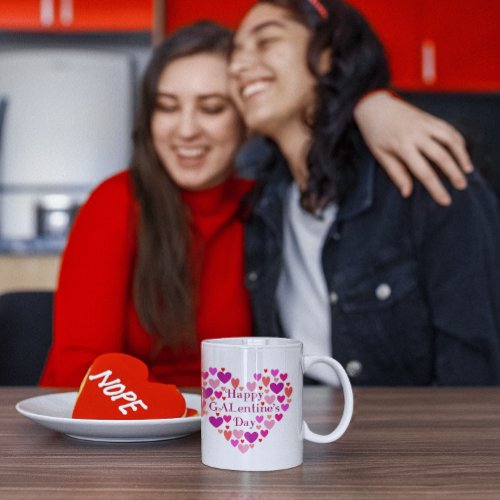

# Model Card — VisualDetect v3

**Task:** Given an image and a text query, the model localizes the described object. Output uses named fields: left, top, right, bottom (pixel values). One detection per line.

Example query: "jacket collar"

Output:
left=337, top=142, right=376, bottom=221
left=253, top=140, right=377, bottom=222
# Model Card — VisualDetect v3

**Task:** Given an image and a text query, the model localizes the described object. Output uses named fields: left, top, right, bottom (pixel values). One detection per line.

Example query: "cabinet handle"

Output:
left=0, top=97, right=7, bottom=160
left=59, top=0, right=74, bottom=26
left=40, top=0, right=55, bottom=26
left=421, top=38, right=437, bottom=86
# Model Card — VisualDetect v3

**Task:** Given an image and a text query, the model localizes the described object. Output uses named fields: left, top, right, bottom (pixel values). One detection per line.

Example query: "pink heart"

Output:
left=276, top=414, right=283, bottom=421
left=256, top=416, right=264, bottom=423
left=202, top=371, right=209, bottom=379
left=215, top=391, right=222, bottom=399
left=264, top=395, right=275, bottom=404
left=233, top=429, right=244, bottom=439
left=260, top=430, right=269, bottom=437
left=217, top=371, right=232, bottom=384
left=277, top=395, right=285, bottom=403
left=223, top=415, right=231, bottom=423
left=230, top=439, right=239, bottom=447
left=253, top=373, right=262, bottom=381
left=264, top=420, right=275, bottom=430
left=209, top=367, right=217, bottom=375
left=271, top=369, right=279, bottom=377
left=244, top=432, right=258, bottom=444
left=246, top=381, right=256, bottom=391
left=209, top=379, right=220, bottom=389
left=209, top=416, right=223, bottom=428
left=238, top=444, right=249, bottom=454
left=280, top=373, right=288, bottom=381
left=281, top=404, right=289, bottom=411
left=270, top=382, right=284, bottom=394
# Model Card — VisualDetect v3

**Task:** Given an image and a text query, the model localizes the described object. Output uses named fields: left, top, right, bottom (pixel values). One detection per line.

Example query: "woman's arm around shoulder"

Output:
left=354, top=90, right=473, bottom=206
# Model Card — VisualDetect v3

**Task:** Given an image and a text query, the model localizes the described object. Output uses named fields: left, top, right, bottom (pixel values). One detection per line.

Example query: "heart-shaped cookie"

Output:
left=72, top=353, right=186, bottom=420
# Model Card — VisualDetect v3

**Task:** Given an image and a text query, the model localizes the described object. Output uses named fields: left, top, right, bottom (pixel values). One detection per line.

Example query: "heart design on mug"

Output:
left=202, top=368, right=293, bottom=453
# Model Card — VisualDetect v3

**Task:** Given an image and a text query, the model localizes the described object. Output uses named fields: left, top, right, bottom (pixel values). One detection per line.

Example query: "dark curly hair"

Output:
left=258, top=0, right=390, bottom=210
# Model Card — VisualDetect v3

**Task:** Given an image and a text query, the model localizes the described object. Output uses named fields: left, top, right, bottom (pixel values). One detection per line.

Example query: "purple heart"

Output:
left=281, top=404, right=289, bottom=411
left=230, top=439, right=239, bottom=447
left=217, top=371, right=232, bottom=384
left=209, top=367, right=217, bottom=375
left=203, top=387, right=213, bottom=398
left=244, top=431, right=259, bottom=444
left=270, top=382, right=284, bottom=394
left=271, top=369, right=279, bottom=377
left=256, top=416, right=264, bottom=423
left=253, top=373, right=262, bottom=381
left=209, top=416, right=223, bottom=428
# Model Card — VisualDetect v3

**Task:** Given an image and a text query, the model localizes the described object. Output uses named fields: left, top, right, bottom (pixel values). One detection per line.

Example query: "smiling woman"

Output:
left=40, top=22, right=254, bottom=389
left=231, top=0, right=500, bottom=386
left=229, top=9, right=319, bottom=153
left=152, top=53, right=245, bottom=191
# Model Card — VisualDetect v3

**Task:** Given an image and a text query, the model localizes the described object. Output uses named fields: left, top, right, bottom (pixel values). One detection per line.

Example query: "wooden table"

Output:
left=1, top=387, right=499, bottom=499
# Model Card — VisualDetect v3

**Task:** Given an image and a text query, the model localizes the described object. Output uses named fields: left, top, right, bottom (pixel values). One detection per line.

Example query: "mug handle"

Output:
left=302, top=355, right=354, bottom=443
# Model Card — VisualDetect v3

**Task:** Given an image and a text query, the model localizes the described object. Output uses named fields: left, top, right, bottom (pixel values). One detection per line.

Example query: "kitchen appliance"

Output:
left=0, top=49, right=134, bottom=253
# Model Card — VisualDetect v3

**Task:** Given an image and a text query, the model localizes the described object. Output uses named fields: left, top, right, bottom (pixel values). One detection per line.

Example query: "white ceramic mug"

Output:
left=201, top=338, right=353, bottom=471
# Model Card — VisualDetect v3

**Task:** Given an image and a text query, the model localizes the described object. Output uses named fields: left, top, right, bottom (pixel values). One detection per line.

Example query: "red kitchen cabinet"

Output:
left=163, top=0, right=500, bottom=90
left=421, top=0, right=500, bottom=91
left=165, top=0, right=257, bottom=32
left=0, top=0, right=153, bottom=32
left=349, top=0, right=500, bottom=90
left=0, top=0, right=53, bottom=30
left=348, top=0, right=423, bottom=89
left=59, top=0, right=152, bottom=32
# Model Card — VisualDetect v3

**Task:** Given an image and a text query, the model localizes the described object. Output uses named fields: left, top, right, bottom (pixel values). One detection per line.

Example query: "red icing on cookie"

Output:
left=72, top=353, right=186, bottom=420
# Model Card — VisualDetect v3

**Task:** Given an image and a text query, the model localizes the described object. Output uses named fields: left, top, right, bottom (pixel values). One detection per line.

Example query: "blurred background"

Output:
left=0, top=0, right=498, bottom=293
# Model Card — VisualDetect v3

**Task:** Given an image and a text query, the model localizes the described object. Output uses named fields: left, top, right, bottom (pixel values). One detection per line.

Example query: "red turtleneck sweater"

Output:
left=40, top=171, right=254, bottom=388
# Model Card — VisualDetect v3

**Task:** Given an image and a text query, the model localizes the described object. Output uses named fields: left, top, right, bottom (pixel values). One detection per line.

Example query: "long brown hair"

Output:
left=130, top=21, right=233, bottom=347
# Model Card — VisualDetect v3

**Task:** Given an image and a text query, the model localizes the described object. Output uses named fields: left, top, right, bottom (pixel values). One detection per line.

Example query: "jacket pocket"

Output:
left=336, top=253, right=419, bottom=313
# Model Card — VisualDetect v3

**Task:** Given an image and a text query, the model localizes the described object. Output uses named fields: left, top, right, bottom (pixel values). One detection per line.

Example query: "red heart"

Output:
left=72, top=353, right=186, bottom=420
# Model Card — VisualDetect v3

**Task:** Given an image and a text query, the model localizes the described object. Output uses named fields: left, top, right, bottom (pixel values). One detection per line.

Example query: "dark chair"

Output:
left=0, top=291, right=53, bottom=385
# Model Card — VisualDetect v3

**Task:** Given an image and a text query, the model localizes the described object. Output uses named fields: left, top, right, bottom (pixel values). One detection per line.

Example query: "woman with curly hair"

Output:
left=229, top=0, right=500, bottom=385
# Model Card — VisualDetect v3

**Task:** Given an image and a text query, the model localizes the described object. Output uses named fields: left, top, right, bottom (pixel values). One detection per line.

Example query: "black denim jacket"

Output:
left=244, top=145, right=500, bottom=385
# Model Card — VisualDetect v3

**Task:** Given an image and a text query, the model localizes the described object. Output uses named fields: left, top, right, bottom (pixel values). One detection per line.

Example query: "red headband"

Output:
left=307, top=0, right=328, bottom=19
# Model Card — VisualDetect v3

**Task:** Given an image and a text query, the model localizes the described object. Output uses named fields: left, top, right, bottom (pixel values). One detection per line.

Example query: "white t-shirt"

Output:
left=276, top=183, right=339, bottom=385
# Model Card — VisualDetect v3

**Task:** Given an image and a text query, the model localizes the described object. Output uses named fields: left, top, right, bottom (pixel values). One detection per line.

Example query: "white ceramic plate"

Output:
left=16, top=391, right=201, bottom=442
